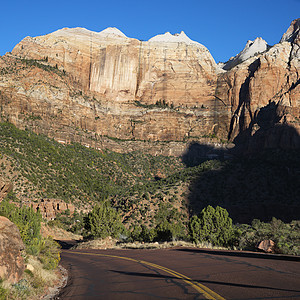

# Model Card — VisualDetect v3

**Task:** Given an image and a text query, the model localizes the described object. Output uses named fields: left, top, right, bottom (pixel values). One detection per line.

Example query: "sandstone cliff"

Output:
left=0, top=20, right=298, bottom=155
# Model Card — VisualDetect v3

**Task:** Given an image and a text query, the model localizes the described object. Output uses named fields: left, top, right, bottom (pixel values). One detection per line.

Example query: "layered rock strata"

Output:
left=0, top=20, right=298, bottom=155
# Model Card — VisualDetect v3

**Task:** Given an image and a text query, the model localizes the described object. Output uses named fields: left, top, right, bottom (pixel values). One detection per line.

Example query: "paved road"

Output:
left=57, top=246, right=300, bottom=300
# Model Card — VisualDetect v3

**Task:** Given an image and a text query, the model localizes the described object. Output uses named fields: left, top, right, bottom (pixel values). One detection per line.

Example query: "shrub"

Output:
left=38, top=237, right=61, bottom=270
left=234, top=218, right=300, bottom=255
left=0, top=280, right=8, bottom=300
left=154, top=203, right=186, bottom=241
left=0, top=200, right=60, bottom=269
left=189, top=205, right=234, bottom=246
left=84, top=202, right=125, bottom=239
left=0, top=199, right=42, bottom=248
left=130, top=224, right=156, bottom=242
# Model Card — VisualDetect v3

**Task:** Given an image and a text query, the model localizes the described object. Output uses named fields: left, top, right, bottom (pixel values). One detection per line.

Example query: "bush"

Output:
left=0, top=199, right=42, bottom=248
left=84, top=202, right=125, bottom=239
left=189, top=205, right=234, bottom=247
left=130, top=224, right=156, bottom=242
left=0, top=280, right=8, bottom=300
left=234, top=218, right=300, bottom=255
left=154, top=203, right=186, bottom=242
left=0, top=200, right=60, bottom=269
left=38, top=237, right=61, bottom=270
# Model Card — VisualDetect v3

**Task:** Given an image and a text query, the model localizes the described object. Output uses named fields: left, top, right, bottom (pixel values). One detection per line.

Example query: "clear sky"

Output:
left=1, top=0, right=299, bottom=63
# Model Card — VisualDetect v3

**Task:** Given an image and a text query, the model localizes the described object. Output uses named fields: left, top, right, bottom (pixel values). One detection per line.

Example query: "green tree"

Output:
left=84, top=202, right=125, bottom=239
left=130, top=224, right=156, bottom=242
left=154, top=203, right=185, bottom=241
left=189, top=205, right=234, bottom=246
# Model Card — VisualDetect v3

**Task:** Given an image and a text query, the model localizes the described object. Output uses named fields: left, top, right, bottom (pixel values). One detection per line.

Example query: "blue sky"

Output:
left=1, top=0, right=299, bottom=62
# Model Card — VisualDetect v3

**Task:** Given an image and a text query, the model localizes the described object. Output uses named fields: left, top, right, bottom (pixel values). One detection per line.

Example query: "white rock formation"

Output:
left=98, top=27, right=127, bottom=38
left=148, top=31, right=200, bottom=45
left=223, top=37, right=269, bottom=70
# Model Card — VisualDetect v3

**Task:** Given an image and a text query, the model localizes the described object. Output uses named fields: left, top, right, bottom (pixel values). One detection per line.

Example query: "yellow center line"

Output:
left=66, top=250, right=225, bottom=300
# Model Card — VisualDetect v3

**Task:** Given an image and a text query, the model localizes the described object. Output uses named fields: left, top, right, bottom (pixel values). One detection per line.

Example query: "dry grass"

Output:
left=41, top=223, right=83, bottom=241
left=0, top=256, right=64, bottom=300
left=74, top=238, right=227, bottom=251
left=75, top=236, right=118, bottom=249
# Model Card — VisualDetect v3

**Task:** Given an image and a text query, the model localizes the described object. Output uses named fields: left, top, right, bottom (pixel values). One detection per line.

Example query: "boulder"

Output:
left=0, top=216, right=25, bottom=283
left=257, top=240, right=275, bottom=253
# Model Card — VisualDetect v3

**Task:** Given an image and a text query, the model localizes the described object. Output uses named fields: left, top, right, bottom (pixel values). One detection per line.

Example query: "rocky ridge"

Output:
left=222, top=37, right=269, bottom=70
left=0, top=20, right=299, bottom=155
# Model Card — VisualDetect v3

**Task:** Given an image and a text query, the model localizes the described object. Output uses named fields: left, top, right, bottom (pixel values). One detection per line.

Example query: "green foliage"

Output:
left=129, top=203, right=186, bottom=242
left=134, top=100, right=174, bottom=110
left=0, top=200, right=60, bottom=269
left=18, top=57, right=66, bottom=77
left=0, top=199, right=42, bottom=248
left=189, top=206, right=234, bottom=246
left=187, top=150, right=300, bottom=221
left=129, top=224, right=156, bottom=242
left=154, top=203, right=186, bottom=241
left=0, top=280, right=8, bottom=300
left=0, top=122, right=182, bottom=203
left=50, top=209, right=86, bottom=235
left=38, top=237, right=61, bottom=270
left=234, top=218, right=300, bottom=255
left=84, top=202, right=125, bottom=239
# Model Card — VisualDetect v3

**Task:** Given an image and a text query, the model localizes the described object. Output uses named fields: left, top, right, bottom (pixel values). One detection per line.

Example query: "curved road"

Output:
left=57, top=246, right=300, bottom=299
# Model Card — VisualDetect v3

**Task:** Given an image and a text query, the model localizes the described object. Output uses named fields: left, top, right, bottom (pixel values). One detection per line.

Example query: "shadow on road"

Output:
left=109, top=270, right=300, bottom=293
left=174, top=248, right=300, bottom=262
left=55, top=240, right=79, bottom=250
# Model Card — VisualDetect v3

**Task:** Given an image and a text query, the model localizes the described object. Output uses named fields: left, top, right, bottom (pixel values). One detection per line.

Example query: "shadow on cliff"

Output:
left=181, top=142, right=228, bottom=167
left=184, top=102, right=300, bottom=224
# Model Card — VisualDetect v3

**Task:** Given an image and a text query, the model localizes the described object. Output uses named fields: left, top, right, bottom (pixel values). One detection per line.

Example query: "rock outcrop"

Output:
left=30, top=199, right=75, bottom=220
left=0, top=216, right=25, bottom=283
left=0, top=20, right=298, bottom=155
left=257, top=240, right=276, bottom=253
left=217, top=19, right=300, bottom=151
left=222, top=37, right=269, bottom=70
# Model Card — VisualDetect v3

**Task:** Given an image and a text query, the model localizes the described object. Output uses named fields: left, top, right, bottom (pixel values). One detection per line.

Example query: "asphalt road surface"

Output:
left=57, top=246, right=300, bottom=300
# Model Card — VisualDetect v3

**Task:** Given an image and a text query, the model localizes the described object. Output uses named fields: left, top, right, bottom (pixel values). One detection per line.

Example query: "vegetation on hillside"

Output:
left=0, top=121, right=299, bottom=257
left=0, top=122, right=182, bottom=204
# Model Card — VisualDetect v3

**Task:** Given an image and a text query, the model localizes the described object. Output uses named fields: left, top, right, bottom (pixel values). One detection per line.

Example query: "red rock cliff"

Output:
left=0, top=20, right=298, bottom=154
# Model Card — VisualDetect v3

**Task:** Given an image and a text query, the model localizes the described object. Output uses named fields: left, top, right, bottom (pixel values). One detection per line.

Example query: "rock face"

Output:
left=30, top=199, right=75, bottom=220
left=0, top=216, right=25, bottom=283
left=216, top=19, right=300, bottom=151
left=0, top=20, right=299, bottom=155
left=223, top=37, right=269, bottom=70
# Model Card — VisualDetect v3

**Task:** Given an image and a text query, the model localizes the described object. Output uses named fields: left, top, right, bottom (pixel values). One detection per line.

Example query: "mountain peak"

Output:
left=223, top=37, right=268, bottom=70
left=98, top=27, right=127, bottom=38
left=280, top=18, right=300, bottom=43
left=148, top=31, right=200, bottom=45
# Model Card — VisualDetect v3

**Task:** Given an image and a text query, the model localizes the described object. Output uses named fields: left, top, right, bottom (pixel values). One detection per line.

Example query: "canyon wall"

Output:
left=0, top=20, right=299, bottom=155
